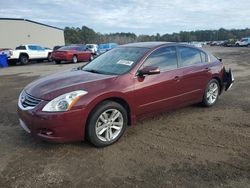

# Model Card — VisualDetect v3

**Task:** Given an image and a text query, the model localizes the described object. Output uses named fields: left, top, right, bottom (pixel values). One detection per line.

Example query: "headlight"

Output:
left=42, top=90, right=87, bottom=112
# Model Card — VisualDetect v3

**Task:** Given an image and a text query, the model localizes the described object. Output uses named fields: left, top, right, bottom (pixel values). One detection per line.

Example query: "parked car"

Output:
left=51, top=45, right=93, bottom=64
left=18, top=42, right=234, bottom=147
left=8, top=44, right=52, bottom=64
left=97, top=43, right=118, bottom=54
left=53, top=45, right=64, bottom=51
left=86, top=44, right=98, bottom=55
left=190, top=41, right=202, bottom=48
left=222, top=39, right=237, bottom=47
left=210, top=41, right=224, bottom=46
left=235, top=37, right=250, bottom=47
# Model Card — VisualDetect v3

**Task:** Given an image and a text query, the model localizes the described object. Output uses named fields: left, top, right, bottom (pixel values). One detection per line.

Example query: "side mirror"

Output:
left=137, top=66, right=160, bottom=77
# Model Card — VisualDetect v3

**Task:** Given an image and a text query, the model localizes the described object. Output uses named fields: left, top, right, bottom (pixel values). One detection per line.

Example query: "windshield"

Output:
left=59, top=46, right=76, bottom=50
left=82, top=47, right=149, bottom=75
left=86, top=45, right=94, bottom=48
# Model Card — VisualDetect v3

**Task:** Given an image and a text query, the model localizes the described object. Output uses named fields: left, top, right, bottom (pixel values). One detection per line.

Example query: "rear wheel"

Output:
left=55, top=60, right=61, bottom=64
left=19, top=55, right=29, bottom=65
left=72, top=55, right=78, bottom=63
left=202, top=79, right=220, bottom=107
left=89, top=54, right=94, bottom=62
left=87, top=101, right=127, bottom=147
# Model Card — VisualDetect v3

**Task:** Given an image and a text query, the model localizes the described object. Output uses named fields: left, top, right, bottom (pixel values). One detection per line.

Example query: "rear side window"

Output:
left=142, top=46, right=178, bottom=71
left=179, top=47, right=203, bottom=67
left=15, top=46, right=26, bottom=50
left=28, top=45, right=38, bottom=50
left=36, top=46, right=44, bottom=51
left=76, top=46, right=86, bottom=51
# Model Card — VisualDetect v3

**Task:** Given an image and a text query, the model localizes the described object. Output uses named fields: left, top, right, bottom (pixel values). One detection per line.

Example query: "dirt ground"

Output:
left=0, top=46, right=249, bottom=188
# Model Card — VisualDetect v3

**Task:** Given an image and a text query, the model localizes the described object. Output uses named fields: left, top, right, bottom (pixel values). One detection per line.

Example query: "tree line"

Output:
left=64, top=26, right=250, bottom=45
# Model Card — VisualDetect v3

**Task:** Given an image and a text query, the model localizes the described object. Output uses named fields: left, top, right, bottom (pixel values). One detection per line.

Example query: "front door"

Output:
left=133, top=46, right=183, bottom=116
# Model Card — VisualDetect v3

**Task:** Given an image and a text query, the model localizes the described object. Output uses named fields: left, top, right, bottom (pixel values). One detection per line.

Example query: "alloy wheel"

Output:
left=72, top=56, right=78, bottom=63
left=206, top=82, right=219, bottom=105
left=95, top=109, right=123, bottom=142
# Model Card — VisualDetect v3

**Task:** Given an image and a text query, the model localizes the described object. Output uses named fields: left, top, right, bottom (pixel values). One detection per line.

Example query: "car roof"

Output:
left=121, top=42, right=174, bottom=49
left=120, top=42, right=208, bottom=54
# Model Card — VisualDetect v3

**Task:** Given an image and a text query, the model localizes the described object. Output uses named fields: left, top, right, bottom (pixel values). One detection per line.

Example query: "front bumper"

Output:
left=17, top=106, right=87, bottom=143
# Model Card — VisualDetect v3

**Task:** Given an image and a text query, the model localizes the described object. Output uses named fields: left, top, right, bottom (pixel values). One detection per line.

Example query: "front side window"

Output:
left=141, top=46, right=178, bottom=71
left=179, top=46, right=204, bottom=67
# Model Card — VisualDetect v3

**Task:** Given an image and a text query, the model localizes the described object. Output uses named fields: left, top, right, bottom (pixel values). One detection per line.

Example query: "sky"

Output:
left=1, top=0, right=250, bottom=35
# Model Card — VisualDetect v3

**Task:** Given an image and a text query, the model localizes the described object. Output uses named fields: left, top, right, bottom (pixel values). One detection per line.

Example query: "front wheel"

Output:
left=202, top=79, right=220, bottom=107
left=72, top=55, right=78, bottom=63
left=19, top=55, right=29, bottom=65
left=87, top=101, right=127, bottom=147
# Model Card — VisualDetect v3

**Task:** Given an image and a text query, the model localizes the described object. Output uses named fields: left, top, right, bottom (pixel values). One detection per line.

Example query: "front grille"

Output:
left=21, top=92, right=41, bottom=109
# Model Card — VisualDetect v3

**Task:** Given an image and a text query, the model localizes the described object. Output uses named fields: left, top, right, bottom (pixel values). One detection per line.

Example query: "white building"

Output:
left=0, top=18, right=65, bottom=49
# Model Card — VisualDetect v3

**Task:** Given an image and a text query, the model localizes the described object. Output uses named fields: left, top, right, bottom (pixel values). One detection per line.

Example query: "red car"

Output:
left=18, top=42, right=234, bottom=147
left=52, top=45, right=93, bottom=64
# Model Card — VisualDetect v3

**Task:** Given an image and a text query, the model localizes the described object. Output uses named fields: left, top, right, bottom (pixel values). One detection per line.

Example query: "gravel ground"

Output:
left=0, top=46, right=249, bottom=188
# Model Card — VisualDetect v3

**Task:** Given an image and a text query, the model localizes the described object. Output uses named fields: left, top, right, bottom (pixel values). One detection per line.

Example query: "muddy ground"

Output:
left=0, top=46, right=249, bottom=188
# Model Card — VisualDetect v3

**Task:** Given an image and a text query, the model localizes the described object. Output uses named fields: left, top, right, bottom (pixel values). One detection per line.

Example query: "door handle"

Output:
left=204, top=67, right=211, bottom=72
left=174, top=76, right=180, bottom=82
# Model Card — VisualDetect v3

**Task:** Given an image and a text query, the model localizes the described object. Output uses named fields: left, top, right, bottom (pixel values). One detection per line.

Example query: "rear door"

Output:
left=76, top=46, right=90, bottom=61
left=27, top=45, right=39, bottom=59
left=133, top=46, right=183, bottom=116
left=36, top=45, right=47, bottom=59
left=177, top=46, right=211, bottom=103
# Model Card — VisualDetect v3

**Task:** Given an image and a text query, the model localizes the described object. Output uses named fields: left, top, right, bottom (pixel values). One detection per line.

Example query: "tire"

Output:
left=202, top=79, right=220, bottom=107
left=235, top=43, right=239, bottom=47
left=55, top=60, right=61, bottom=64
left=19, top=55, right=29, bottom=65
left=87, top=101, right=127, bottom=147
left=48, top=53, right=52, bottom=62
left=89, top=54, right=94, bottom=62
left=72, top=55, right=78, bottom=63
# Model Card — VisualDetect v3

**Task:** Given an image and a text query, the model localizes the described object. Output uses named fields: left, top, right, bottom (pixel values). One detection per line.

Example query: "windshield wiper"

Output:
left=83, top=69, right=102, bottom=74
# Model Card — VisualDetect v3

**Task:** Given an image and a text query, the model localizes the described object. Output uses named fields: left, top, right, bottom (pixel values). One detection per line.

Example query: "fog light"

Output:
left=39, top=128, right=54, bottom=136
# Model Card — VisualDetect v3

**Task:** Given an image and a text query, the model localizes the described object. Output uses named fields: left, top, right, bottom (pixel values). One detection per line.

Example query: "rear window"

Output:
left=15, top=46, right=26, bottom=50
left=59, top=46, right=76, bottom=50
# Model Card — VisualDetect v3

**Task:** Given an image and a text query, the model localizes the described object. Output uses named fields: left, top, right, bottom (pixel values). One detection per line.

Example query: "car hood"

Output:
left=25, top=69, right=117, bottom=100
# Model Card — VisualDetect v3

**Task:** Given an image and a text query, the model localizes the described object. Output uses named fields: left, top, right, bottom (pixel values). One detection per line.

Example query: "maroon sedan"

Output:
left=52, top=45, right=93, bottom=64
left=18, top=42, right=234, bottom=147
